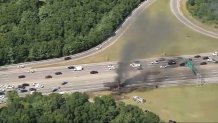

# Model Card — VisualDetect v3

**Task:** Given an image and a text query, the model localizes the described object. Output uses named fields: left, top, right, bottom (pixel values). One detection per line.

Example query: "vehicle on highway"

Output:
left=68, top=66, right=75, bottom=69
left=73, top=66, right=83, bottom=71
left=95, top=46, right=102, bottom=50
left=5, top=85, right=14, bottom=89
left=28, top=69, right=35, bottom=73
left=45, top=75, right=52, bottom=79
left=0, top=95, right=5, bottom=100
left=168, top=60, right=176, bottom=65
left=212, top=51, right=218, bottom=56
left=200, top=62, right=207, bottom=65
left=22, top=83, right=30, bottom=87
left=19, top=89, right=28, bottom=93
left=202, top=56, right=209, bottom=60
left=0, top=89, right=5, bottom=93
left=158, top=58, right=165, bottom=61
left=52, top=87, right=60, bottom=92
left=90, top=71, right=98, bottom=74
left=207, top=57, right=215, bottom=62
left=0, top=92, right=5, bottom=95
left=17, top=85, right=25, bottom=89
left=64, top=56, right=72, bottom=60
left=55, top=72, right=62, bottom=75
left=130, top=62, right=142, bottom=70
left=17, top=65, right=25, bottom=68
left=194, top=55, right=201, bottom=58
left=151, top=60, right=159, bottom=64
left=61, top=81, right=68, bottom=85
left=214, top=61, right=218, bottom=64
left=18, top=75, right=26, bottom=79
left=108, top=65, right=116, bottom=70
left=29, top=88, right=36, bottom=91
left=179, top=62, right=186, bottom=66
left=34, top=83, right=44, bottom=88
left=160, top=65, right=169, bottom=68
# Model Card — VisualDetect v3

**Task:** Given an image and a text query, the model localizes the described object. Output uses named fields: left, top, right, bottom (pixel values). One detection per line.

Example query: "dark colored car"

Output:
left=29, top=88, right=36, bottom=91
left=64, top=57, right=72, bottom=60
left=45, top=75, right=52, bottom=79
left=19, top=89, right=28, bottom=93
left=90, top=71, right=98, bottom=74
left=202, top=56, right=209, bottom=60
left=55, top=72, right=62, bottom=75
left=68, top=66, right=75, bottom=69
left=194, top=55, right=201, bottom=58
left=168, top=60, right=176, bottom=65
left=18, top=75, right=25, bottom=78
left=179, top=62, right=186, bottom=66
left=169, top=120, right=176, bottom=123
left=52, top=87, right=60, bottom=92
left=22, top=83, right=30, bottom=87
left=17, top=85, right=25, bottom=89
left=214, top=61, right=218, bottom=64
left=200, top=62, right=207, bottom=65
left=61, top=81, right=68, bottom=85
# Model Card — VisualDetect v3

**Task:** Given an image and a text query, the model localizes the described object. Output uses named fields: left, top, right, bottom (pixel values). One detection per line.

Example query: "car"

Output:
left=61, top=81, right=68, bottom=85
left=35, top=84, right=44, bottom=88
left=55, top=72, right=62, bottom=75
left=17, top=85, right=25, bottom=89
left=168, top=60, right=176, bottom=65
left=29, top=88, right=36, bottom=91
left=179, top=62, right=186, bottom=66
left=151, top=60, right=159, bottom=64
left=194, top=55, right=201, bottom=58
left=18, top=75, right=25, bottom=78
left=108, top=65, right=116, bottom=70
left=22, top=83, right=30, bottom=87
left=45, top=75, right=52, bottom=79
left=5, top=85, right=14, bottom=89
left=73, top=66, right=83, bottom=71
left=64, top=57, right=72, bottom=60
left=202, top=56, right=209, bottom=60
left=17, top=65, right=25, bottom=69
left=214, top=61, right=218, bottom=64
left=200, top=62, right=207, bottom=65
left=52, top=87, right=60, bottom=92
left=207, top=57, right=215, bottom=62
left=160, top=65, right=169, bottom=68
left=212, top=51, right=218, bottom=56
left=68, top=66, right=75, bottom=69
left=130, top=62, right=142, bottom=70
left=28, top=69, right=35, bottom=73
left=19, top=89, right=28, bottom=93
left=95, top=46, right=102, bottom=50
left=90, top=71, right=98, bottom=74
left=0, top=89, right=5, bottom=93
left=0, top=95, right=5, bottom=100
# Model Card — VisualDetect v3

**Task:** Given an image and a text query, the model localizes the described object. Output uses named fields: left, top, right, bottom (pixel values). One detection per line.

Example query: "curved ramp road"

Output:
left=0, top=0, right=156, bottom=69
left=170, top=0, right=218, bottom=39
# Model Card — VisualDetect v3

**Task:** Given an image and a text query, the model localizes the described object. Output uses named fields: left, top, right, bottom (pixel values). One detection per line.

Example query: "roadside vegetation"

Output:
left=186, top=0, right=218, bottom=28
left=0, top=91, right=161, bottom=123
left=0, top=0, right=144, bottom=66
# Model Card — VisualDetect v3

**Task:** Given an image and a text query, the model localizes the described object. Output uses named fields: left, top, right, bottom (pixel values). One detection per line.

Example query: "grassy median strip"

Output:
left=33, top=0, right=218, bottom=68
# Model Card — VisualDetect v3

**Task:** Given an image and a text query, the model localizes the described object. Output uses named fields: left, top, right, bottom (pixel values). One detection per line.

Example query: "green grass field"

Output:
left=121, top=84, right=218, bottom=122
left=33, top=0, right=218, bottom=68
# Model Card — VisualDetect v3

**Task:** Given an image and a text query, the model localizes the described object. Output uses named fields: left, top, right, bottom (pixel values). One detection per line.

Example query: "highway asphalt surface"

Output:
left=170, top=0, right=218, bottom=39
left=1, top=54, right=218, bottom=97
left=0, top=0, right=156, bottom=70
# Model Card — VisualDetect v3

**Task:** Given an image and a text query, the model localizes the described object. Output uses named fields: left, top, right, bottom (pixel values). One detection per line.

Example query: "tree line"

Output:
left=0, top=91, right=162, bottom=123
left=187, top=0, right=218, bottom=25
left=0, top=0, right=144, bottom=66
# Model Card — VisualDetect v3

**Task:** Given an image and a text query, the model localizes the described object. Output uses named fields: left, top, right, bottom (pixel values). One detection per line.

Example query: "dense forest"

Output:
left=0, top=0, right=144, bottom=66
left=187, top=0, right=218, bottom=25
left=0, top=91, right=162, bottom=123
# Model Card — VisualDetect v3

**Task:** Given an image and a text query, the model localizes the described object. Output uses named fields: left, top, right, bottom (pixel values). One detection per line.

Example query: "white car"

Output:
left=108, top=65, right=116, bottom=70
left=151, top=60, right=159, bottom=64
left=5, top=85, right=14, bottom=89
left=160, top=65, right=169, bottom=68
left=207, top=57, right=215, bottom=62
left=35, top=83, right=44, bottom=88
left=0, top=89, right=5, bottom=92
left=130, top=63, right=141, bottom=67
left=28, top=69, right=35, bottom=73
left=95, top=46, right=102, bottom=50
left=17, top=65, right=25, bottom=68
left=0, top=95, right=5, bottom=100
left=212, top=52, right=218, bottom=56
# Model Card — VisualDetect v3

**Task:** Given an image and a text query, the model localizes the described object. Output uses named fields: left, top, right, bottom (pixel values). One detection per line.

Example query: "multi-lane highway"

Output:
left=1, top=54, right=218, bottom=97
left=170, top=0, right=218, bottom=39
